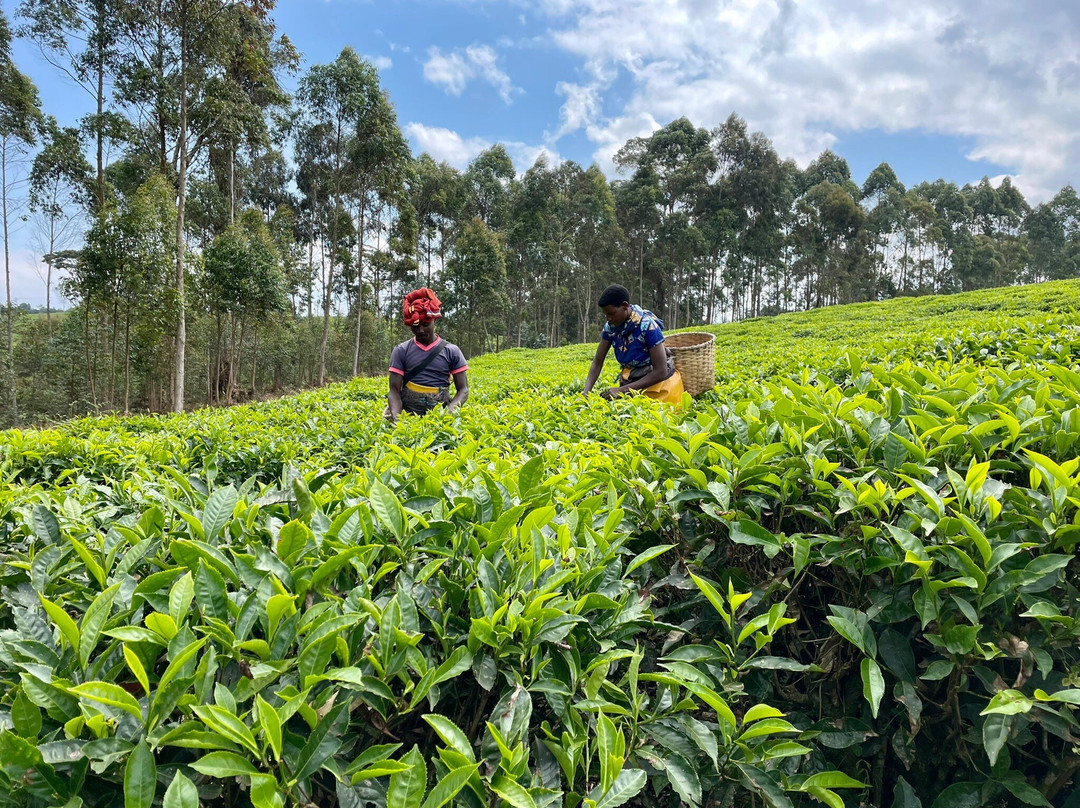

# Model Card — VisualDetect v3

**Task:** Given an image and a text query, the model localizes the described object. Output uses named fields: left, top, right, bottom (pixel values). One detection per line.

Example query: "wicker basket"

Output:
left=666, top=332, right=716, bottom=396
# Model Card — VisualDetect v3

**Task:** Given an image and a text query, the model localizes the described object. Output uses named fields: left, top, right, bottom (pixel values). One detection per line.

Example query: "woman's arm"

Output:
left=448, top=370, right=469, bottom=412
left=583, top=340, right=611, bottom=394
left=387, top=373, right=404, bottom=422
left=610, top=343, right=670, bottom=395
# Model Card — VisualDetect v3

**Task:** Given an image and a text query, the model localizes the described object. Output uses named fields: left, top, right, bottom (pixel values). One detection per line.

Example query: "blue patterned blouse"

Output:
left=601, top=305, right=666, bottom=368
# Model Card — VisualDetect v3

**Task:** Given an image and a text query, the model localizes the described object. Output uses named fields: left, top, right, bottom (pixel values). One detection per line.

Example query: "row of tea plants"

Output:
left=1, top=280, right=1078, bottom=808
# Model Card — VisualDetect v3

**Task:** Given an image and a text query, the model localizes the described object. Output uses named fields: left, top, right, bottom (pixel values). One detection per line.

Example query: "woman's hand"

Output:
left=600, top=386, right=624, bottom=400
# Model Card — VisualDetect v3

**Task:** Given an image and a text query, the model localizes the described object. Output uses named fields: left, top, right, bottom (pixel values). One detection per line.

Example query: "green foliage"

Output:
left=1, top=281, right=1079, bottom=807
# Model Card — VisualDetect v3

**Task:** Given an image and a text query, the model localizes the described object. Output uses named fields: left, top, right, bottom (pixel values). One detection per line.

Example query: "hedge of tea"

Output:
left=1, top=281, right=1078, bottom=808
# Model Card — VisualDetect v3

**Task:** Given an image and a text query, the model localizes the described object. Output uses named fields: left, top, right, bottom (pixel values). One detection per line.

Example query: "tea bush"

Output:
left=1, top=281, right=1078, bottom=808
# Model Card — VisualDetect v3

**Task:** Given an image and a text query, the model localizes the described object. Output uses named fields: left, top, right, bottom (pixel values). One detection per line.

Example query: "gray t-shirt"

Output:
left=389, top=337, right=468, bottom=389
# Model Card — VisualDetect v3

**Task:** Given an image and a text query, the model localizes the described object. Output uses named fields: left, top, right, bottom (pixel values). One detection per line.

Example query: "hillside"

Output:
left=1, top=280, right=1078, bottom=808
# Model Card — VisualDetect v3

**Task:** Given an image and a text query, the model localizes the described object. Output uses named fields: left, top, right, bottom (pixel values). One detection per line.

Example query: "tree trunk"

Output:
left=305, top=187, right=316, bottom=323
left=226, top=314, right=237, bottom=404
left=352, top=194, right=366, bottom=377
left=235, top=313, right=246, bottom=400
left=123, top=306, right=131, bottom=414
left=638, top=237, right=644, bottom=306
left=110, top=296, right=118, bottom=408
left=228, top=139, right=235, bottom=225
left=205, top=332, right=211, bottom=407
left=213, top=314, right=223, bottom=405
left=44, top=256, right=52, bottom=332
left=85, top=296, right=97, bottom=407
left=318, top=242, right=333, bottom=386
left=172, top=7, right=189, bottom=413
left=2, top=138, right=16, bottom=421
left=250, top=324, right=258, bottom=395
left=95, top=2, right=106, bottom=214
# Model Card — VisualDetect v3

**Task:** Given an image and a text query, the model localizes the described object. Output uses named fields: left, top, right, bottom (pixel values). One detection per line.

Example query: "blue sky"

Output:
left=7, top=0, right=1080, bottom=304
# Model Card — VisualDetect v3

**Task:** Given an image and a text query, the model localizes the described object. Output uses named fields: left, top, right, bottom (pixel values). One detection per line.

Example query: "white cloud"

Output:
left=423, top=44, right=521, bottom=104
left=406, top=123, right=491, bottom=168
left=6, top=249, right=70, bottom=308
left=405, top=123, right=561, bottom=174
left=534, top=0, right=1080, bottom=200
left=585, top=111, right=661, bottom=174
left=366, top=54, right=393, bottom=71
left=547, top=81, right=603, bottom=142
left=508, top=143, right=563, bottom=173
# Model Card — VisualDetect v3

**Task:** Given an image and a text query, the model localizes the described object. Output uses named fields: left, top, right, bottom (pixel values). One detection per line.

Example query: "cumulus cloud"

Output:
left=366, top=54, right=393, bottom=71
left=535, top=0, right=1080, bottom=200
left=423, top=44, right=521, bottom=104
left=405, top=123, right=491, bottom=168
left=405, top=123, right=561, bottom=173
left=547, top=81, right=604, bottom=142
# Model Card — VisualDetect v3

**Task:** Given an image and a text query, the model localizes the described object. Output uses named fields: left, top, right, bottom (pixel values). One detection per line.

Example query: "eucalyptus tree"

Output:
left=795, top=181, right=873, bottom=307
left=0, top=7, right=44, bottom=422
left=442, top=216, right=508, bottom=357
left=344, top=65, right=410, bottom=377
left=896, top=192, right=941, bottom=294
left=1024, top=186, right=1080, bottom=282
left=246, top=143, right=293, bottom=222
left=464, top=144, right=515, bottom=231
left=965, top=177, right=1000, bottom=238
left=616, top=117, right=714, bottom=322
left=202, top=207, right=286, bottom=403
left=611, top=166, right=661, bottom=307
left=18, top=0, right=126, bottom=213
left=506, top=155, right=556, bottom=346
left=208, top=2, right=296, bottom=226
left=694, top=180, right=736, bottom=323
left=993, top=178, right=1029, bottom=238
left=268, top=202, right=305, bottom=311
left=79, top=173, right=176, bottom=412
left=962, top=177, right=1030, bottom=288
left=296, top=47, right=402, bottom=385
left=567, top=164, right=622, bottom=341
left=28, top=117, right=93, bottom=330
left=411, top=152, right=463, bottom=286
left=911, top=180, right=973, bottom=292
left=115, top=0, right=293, bottom=410
left=860, top=162, right=905, bottom=294
left=712, top=115, right=792, bottom=318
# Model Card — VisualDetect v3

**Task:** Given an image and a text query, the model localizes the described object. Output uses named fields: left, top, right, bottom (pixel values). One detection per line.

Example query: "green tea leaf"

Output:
left=625, top=544, right=676, bottom=575
left=163, top=771, right=199, bottom=808
left=387, top=747, right=426, bottom=808
left=861, top=658, right=884, bottom=719
left=595, top=769, right=647, bottom=808
left=422, top=714, right=474, bottom=762
left=801, top=771, right=868, bottom=789
left=79, top=583, right=120, bottom=670
left=124, top=741, right=156, bottom=808
left=190, top=751, right=259, bottom=777
left=40, top=595, right=80, bottom=655
left=420, top=763, right=479, bottom=808
left=489, top=774, right=536, bottom=808
left=202, top=486, right=238, bottom=543
left=69, top=681, right=143, bottom=721
left=369, top=479, right=405, bottom=541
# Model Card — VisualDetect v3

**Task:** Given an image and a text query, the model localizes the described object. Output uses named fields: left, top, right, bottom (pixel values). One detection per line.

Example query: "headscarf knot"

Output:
left=403, top=287, right=442, bottom=326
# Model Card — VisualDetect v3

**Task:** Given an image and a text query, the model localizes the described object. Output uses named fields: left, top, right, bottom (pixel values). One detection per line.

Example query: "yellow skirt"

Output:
left=620, top=368, right=684, bottom=407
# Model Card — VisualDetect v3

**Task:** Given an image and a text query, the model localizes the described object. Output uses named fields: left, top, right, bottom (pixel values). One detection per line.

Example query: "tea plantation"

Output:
left=1, top=281, right=1079, bottom=808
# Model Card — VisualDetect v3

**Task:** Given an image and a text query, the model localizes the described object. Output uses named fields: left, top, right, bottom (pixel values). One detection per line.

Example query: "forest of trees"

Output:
left=1, top=0, right=1079, bottom=427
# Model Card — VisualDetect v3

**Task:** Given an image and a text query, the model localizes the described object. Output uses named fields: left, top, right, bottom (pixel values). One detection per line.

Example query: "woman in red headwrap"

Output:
left=386, top=288, right=470, bottom=422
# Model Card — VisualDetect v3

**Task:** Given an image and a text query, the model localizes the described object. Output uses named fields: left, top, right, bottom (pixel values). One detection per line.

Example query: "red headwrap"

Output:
left=402, top=288, right=442, bottom=326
